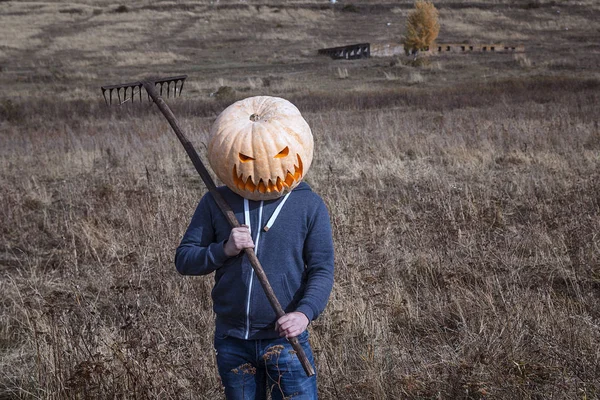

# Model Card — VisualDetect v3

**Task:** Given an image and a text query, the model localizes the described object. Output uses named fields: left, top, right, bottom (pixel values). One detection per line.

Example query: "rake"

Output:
left=100, top=76, right=315, bottom=377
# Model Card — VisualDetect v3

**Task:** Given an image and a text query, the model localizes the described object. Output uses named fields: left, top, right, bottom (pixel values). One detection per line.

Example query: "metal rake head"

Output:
left=101, top=75, right=187, bottom=106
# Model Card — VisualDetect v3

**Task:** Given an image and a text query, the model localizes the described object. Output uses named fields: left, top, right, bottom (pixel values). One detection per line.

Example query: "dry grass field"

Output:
left=1, top=0, right=599, bottom=399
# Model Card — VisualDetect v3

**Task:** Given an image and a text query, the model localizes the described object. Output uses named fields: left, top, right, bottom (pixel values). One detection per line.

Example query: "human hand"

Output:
left=275, top=312, right=309, bottom=338
left=223, top=225, right=254, bottom=257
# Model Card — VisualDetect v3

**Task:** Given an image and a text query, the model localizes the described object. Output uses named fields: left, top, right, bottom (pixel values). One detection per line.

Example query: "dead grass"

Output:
left=2, top=0, right=599, bottom=104
left=1, top=76, right=599, bottom=399
left=1, top=0, right=600, bottom=398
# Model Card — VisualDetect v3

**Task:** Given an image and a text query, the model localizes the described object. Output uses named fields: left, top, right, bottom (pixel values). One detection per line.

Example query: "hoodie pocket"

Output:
left=251, top=274, right=300, bottom=328
left=211, top=262, right=246, bottom=320
left=279, top=276, right=296, bottom=312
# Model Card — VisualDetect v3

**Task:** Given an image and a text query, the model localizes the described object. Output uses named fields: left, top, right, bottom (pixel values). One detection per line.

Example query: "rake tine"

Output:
left=129, top=87, right=138, bottom=104
left=178, top=79, right=185, bottom=96
left=138, top=84, right=143, bottom=102
left=120, top=86, right=138, bottom=105
left=167, top=81, right=171, bottom=98
left=102, top=88, right=109, bottom=106
left=117, top=88, right=122, bottom=105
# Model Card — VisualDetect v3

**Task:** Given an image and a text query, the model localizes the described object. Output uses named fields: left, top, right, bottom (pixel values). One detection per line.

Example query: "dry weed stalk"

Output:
left=336, top=67, right=349, bottom=80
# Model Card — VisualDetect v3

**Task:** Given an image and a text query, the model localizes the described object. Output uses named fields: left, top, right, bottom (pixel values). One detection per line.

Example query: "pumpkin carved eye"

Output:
left=274, top=146, right=289, bottom=159
left=239, top=153, right=254, bottom=162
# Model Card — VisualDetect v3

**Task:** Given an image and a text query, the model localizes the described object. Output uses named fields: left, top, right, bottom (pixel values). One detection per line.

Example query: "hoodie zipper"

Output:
left=244, top=199, right=263, bottom=339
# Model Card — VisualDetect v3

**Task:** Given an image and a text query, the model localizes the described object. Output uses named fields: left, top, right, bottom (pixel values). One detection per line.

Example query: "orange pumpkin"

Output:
left=208, top=96, right=314, bottom=201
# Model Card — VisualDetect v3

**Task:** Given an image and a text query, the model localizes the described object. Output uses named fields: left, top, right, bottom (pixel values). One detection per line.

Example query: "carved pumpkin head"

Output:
left=208, top=96, right=314, bottom=201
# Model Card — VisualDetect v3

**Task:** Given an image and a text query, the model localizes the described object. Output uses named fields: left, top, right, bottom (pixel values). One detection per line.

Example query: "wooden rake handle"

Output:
left=142, top=81, right=315, bottom=377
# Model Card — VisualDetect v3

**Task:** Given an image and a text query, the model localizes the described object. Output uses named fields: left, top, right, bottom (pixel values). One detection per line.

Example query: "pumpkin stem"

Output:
left=249, top=113, right=259, bottom=122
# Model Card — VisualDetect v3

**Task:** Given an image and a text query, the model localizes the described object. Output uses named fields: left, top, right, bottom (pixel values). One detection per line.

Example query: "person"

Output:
left=174, top=96, right=334, bottom=400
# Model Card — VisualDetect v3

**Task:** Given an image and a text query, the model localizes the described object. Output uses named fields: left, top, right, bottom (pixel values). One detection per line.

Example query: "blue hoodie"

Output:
left=175, top=182, right=334, bottom=340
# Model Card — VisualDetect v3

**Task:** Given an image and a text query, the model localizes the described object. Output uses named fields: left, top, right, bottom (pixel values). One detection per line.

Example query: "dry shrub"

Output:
left=113, top=5, right=129, bottom=13
left=0, top=99, right=23, bottom=122
left=383, top=71, right=398, bottom=81
left=407, top=70, right=425, bottom=84
left=403, top=1, right=440, bottom=53
left=214, top=86, right=237, bottom=102
left=336, top=67, right=349, bottom=80
left=514, top=53, right=533, bottom=68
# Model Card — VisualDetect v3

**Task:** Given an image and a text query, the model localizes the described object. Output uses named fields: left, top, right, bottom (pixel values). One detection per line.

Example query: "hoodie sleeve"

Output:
left=174, top=193, right=230, bottom=275
left=296, top=197, right=335, bottom=321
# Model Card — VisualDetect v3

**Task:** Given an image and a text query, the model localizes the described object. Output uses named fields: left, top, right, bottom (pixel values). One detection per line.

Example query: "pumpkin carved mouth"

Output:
left=232, top=154, right=304, bottom=194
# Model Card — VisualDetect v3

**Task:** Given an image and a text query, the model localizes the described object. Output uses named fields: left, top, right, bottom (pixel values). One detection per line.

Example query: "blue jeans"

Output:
left=214, top=330, right=317, bottom=400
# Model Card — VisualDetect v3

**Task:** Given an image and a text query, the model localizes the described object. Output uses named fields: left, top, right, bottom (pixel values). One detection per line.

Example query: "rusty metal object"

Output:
left=100, top=76, right=316, bottom=377
left=318, top=43, right=370, bottom=59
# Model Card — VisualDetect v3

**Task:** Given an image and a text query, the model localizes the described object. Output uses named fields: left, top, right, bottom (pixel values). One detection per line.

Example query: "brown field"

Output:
left=1, top=0, right=599, bottom=399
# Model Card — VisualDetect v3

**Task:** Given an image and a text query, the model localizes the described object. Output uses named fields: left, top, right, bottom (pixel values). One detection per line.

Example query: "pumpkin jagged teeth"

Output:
left=233, top=165, right=246, bottom=185
left=293, top=154, right=303, bottom=180
left=257, top=180, right=267, bottom=193
left=284, top=172, right=295, bottom=187
left=245, top=176, right=256, bottom=192
left=233, top=156, right=305, bottom=193
left=233, top=165, right=239, bottom=184
left=297, top=154, right=303, bottom=175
